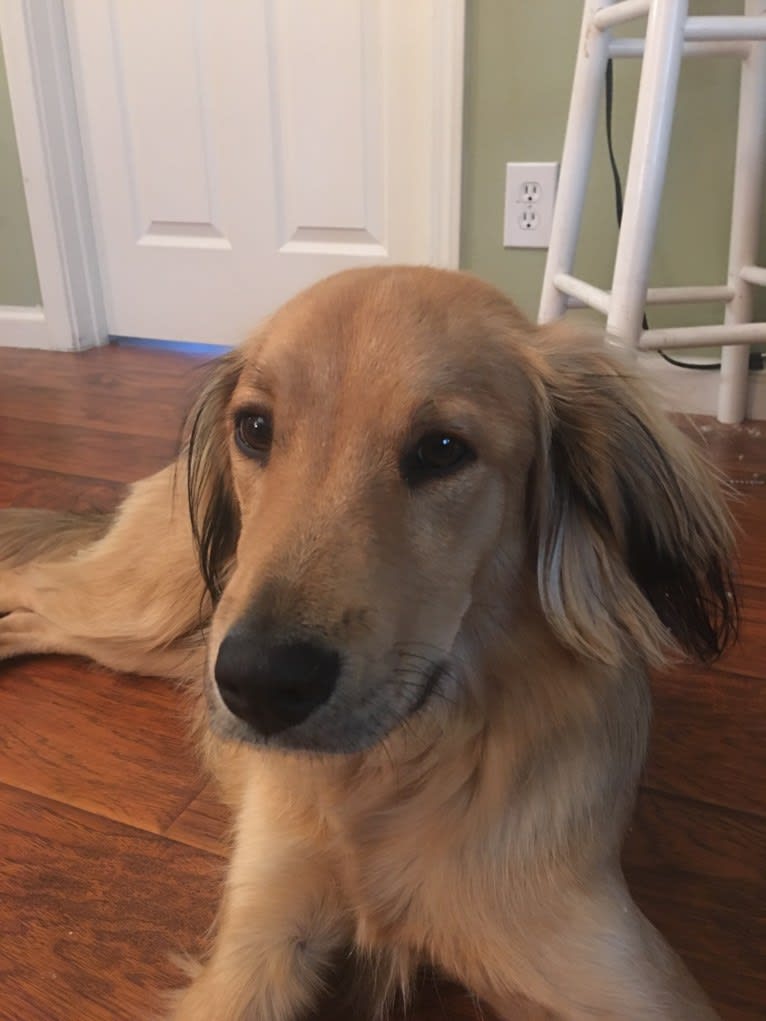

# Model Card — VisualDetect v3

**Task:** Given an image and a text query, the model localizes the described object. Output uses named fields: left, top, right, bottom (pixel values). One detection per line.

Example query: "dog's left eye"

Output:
left=401, top=433, right=475, bottom=485
left=234, top=410, right=273, bottom=459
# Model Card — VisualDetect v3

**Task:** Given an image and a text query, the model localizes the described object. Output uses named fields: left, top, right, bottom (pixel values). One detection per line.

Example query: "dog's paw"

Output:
left=0, top=609, right=55, bottom=660
left=161, top=980, right=220, bottom=1021
left=0, top=568, right=29, bottom=616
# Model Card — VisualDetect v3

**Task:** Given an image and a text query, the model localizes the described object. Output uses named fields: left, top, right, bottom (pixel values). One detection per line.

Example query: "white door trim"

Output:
left=1, top=0, right=464, bottom=350
left=429, top=0, right=466, bottom=268
left=0, top=0, right=107, bottom=350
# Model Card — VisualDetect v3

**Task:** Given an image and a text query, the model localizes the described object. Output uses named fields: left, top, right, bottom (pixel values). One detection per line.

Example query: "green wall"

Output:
left=0, top=38, right=40, bottom=307
left=460, top=0, right=766, bottom=332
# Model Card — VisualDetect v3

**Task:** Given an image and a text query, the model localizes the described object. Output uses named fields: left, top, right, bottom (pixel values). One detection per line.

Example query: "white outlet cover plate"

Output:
left=503, top=161, right=559, bottom=249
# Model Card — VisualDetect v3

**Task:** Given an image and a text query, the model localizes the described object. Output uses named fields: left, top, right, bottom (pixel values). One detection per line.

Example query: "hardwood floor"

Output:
left=0, top=343, right=763, bottom=1021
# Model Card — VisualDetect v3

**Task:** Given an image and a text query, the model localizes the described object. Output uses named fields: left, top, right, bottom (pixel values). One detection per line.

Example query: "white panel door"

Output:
left=66, top=0, right=461, bottom=344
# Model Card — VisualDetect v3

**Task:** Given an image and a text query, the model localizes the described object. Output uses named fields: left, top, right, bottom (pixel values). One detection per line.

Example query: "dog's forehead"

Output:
left=238, top=268, right=532, bottom=408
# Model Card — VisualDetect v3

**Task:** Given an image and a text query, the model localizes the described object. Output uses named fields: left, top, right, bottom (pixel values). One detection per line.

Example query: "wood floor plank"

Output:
left=623, top=789, right=765, bottom=1020
left=0, top=657, right=205, bottom=836
left=627, top=877, right=765, bottom=1019
left=0, top=464, right=126, bottom=512
left=712, top=586, right=766, bottom=682
left=678, top=414, right=766, bottom=591
left=732, top=496, right=766, bottom=589
left=0, top=343, right=213, bottom=384
left=0, top=381, right=190, bottom=442
left=689, top=416, right=766, bottom=475
left=0, top=415, right=178, bottom=482
left=0, top=782, right=222, bottom=1021
left=646, top=664, right=766, bottom=816
left=163, top=781, right=229, bottom=858
left=624, top=787, right=766, bottom=883
left=0, top=352, right=209, bottom=391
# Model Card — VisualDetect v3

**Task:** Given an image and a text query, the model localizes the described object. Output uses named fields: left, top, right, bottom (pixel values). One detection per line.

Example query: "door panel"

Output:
left=66, top=0, right=456, bottom=343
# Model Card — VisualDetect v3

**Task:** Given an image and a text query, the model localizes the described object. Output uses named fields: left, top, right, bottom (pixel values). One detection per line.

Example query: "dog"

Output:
left=0, top=266, right=737, bottom=1020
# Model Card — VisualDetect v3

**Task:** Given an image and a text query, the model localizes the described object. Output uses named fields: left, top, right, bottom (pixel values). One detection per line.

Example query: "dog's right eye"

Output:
left=234, top=410, right=273, bottom=460
left=400, top=432, right=476, bottom=487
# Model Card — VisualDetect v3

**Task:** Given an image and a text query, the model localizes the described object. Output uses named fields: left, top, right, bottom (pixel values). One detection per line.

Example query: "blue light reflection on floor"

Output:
left=113, top=337, right=233, bottom=357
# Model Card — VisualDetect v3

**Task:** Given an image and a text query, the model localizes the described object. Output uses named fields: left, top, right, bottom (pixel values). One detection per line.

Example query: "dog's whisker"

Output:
left=390, top=674, right=458, bottom=710
left=392, top=640, right=450, bottom=658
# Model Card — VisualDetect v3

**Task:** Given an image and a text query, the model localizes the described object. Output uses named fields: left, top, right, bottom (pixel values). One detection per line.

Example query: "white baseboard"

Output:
left=0, top=305, right=90, bottom=350
left=639, top=352, right=766, bottom=421
left=0, top=305, right=51, bottom=348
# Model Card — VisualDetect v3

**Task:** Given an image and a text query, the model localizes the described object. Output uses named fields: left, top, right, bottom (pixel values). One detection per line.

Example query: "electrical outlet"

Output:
left=520, top=181, right=542, bottom=203
left=519, top=208, right=538, bottom=231
left=503, top=162, right=558, bottom=248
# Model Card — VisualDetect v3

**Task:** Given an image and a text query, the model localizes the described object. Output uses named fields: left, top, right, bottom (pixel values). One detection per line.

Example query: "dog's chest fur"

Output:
left=305, top=730, right=516, bottom=952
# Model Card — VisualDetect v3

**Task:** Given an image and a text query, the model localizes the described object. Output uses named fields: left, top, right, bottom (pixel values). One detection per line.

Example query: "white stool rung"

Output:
left=645, top=285, right=736, bottom=304
left=741, top=264, right=766, bottom=286
left=554, top=274, right=611, bottom=314
left=594, top=0, right=651, bottom=31
left=594, top=9, right=766, bottom=40
left=686, top=15, right=766, bottom=41
left=555, top=274, right=737, bottom=313
left=610, top=39, right=751, bottom=58
left=639, top=322, right=766, bottom=350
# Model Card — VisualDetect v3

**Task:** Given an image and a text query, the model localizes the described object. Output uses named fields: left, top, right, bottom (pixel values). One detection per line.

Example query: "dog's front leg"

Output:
left=167, top=771, right=348, bottom=1021
left=0, top=465, right=209, bottom=679
left=437, top=873, right=720, bottom=1020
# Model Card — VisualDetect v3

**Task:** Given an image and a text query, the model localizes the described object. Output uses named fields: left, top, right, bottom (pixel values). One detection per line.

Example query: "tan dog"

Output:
left=0, top=267, right=736, bottom=1020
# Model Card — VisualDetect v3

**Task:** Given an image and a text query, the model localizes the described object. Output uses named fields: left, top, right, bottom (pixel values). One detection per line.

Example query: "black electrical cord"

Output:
left=604, top=58, right=722, bottom=371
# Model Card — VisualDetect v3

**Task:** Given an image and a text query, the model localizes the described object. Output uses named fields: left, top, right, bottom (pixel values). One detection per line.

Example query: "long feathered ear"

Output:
left=527, top=327, right=738, bottom=668
left=185, top=350, right=244, bottom=602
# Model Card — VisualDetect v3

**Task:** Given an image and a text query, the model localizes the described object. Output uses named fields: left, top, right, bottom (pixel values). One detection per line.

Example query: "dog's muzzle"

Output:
left=214, top=629, right=340, bottom=736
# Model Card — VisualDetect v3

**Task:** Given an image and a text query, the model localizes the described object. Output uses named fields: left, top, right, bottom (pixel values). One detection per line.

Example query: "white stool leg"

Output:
left=717, top=0, right=766, bottom=425
left=538, top=0, right=613, bottom=324
left=605, top=0, right=689, bottom=351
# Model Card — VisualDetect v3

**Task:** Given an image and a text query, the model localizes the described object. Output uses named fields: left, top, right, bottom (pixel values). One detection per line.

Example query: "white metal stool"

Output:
left=538, top=0, right=766, bottom=423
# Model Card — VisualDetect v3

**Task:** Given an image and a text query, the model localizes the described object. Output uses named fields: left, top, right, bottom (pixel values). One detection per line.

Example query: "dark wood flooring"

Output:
left=0, top=344, right=763, bottom=1021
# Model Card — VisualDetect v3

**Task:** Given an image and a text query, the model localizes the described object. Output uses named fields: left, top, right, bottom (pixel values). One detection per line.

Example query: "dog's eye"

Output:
left=401, top=433, right=475, bottom=485
left=235, top=410, right=273, bottom=459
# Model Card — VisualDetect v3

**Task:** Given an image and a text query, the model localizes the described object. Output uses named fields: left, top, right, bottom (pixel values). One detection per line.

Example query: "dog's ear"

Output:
left=527, top=328, right=738, bottom=667
left=185, top=350, right=243, bottom=602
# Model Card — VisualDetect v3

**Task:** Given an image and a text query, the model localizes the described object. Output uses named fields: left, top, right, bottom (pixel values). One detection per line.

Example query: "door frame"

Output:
left=0, top=0, right=465, bottom=351
left=0, top=0, right=106, bottom=349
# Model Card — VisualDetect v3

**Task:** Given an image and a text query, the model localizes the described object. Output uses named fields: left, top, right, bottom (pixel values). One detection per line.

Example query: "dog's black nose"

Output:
left=214, top=632, right=340, bottom=736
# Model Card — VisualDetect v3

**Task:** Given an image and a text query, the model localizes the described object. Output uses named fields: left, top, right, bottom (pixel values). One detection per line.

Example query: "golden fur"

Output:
left=0, top=267, right=737, bottom=1019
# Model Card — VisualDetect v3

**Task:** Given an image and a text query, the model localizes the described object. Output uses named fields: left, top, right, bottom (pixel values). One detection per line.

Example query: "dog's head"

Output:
left=186, top=267, right=736, bottom=753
